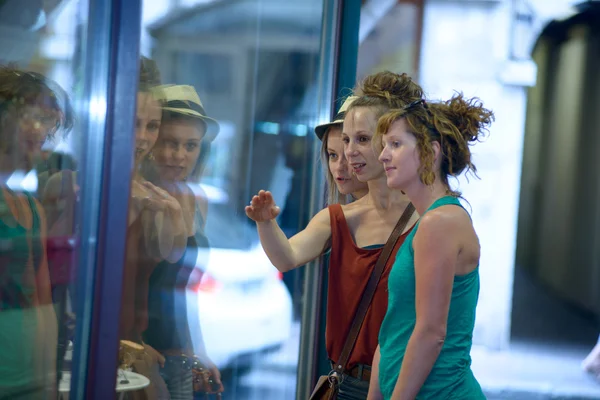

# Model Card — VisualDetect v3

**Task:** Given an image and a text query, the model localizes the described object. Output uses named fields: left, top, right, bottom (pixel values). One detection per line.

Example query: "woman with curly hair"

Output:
left=246, top=71, right=422, bottom=399
left=369, top=94, right=494, bottom=400
left=0, top=65, right=73, bottom=399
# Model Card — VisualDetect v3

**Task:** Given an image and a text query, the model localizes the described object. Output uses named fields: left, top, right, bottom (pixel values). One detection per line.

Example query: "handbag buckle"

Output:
left=327, top=368, right=344, bottom=388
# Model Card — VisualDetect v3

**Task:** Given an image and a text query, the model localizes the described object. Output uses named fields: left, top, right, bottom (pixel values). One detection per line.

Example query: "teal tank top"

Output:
left=0, top=187, right=45, bottom=395
left=378, top=196, right=484, bottom=399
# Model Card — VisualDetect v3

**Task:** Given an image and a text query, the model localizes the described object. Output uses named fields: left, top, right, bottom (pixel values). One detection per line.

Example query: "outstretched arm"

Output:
left=246, top=190, right=332, bottom=272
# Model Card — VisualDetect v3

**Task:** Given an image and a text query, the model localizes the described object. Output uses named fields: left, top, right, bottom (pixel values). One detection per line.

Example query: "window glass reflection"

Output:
left=0, top=0, right=330, bottom=398
left=123, top=0, right=328, bottom=398
left=0, top=2, right=78, bottom=397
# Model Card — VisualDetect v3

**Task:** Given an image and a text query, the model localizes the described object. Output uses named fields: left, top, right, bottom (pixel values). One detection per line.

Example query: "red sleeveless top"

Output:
left=326, top=204, right=413, bottom=370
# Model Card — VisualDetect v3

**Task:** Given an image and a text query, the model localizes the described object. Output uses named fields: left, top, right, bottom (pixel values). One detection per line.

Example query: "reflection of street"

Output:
left=200, top=322, right=300, bottom=400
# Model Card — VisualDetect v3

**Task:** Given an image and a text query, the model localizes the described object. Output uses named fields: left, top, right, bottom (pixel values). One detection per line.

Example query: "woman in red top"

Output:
left=316, top=95, right=368, bottom=205
left=245, top=71, right=422, bottom=399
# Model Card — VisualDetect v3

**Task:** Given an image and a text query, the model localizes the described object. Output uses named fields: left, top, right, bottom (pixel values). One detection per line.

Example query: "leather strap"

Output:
left=333, top=202, right=416, bottom=373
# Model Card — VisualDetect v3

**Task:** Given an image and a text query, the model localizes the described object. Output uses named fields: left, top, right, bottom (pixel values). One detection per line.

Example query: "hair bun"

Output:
left=357, top=71, right=423, bottom=106
left=441, top=93, right=494, bottom=143
left=139, top=56, right=161, bottom=90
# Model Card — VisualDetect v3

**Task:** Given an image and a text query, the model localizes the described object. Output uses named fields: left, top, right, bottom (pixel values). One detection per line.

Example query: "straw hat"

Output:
left=314, top=95, right=359, bottom=141
left=153, top=84, right=220, bottom=141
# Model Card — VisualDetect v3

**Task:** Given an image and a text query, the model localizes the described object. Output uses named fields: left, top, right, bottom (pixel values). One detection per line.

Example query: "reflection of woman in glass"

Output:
left=143, top=85, right=223, bottom=399
left=315, top=95, right=368, bottom=205
left=0, top=66, right=73, bottom=399
left=121, top=58, right=188, bottom=399
left=371, top=95, right=493, bottom=400
left=39, top=149, right=79, bottom=381
left=246, top=72, right=422, bottom=398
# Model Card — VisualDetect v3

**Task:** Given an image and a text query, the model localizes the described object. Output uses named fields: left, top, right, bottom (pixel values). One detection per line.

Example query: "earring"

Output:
left=148, top=152, right=155, bottom=161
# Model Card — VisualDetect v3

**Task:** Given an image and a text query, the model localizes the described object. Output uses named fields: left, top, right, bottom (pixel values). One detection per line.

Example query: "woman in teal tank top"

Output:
left=0, top=66, right=73, bottom=399
left=367, top=94, right=494, bottom=400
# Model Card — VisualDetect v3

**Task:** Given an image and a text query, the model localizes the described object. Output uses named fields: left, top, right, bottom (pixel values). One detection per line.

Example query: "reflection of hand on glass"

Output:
left=141, top=181, right=180, bottom=212
left=144, top=180, right=187, bottom=263
left=193, top=354, right=224, bottom=393
left=142, top=341, right=166, bottom=368
left=130, top=179, right=187, bottom=263
left=129, top=179, right=149, bottom=222
left=207, top=364, right=224, bottom=393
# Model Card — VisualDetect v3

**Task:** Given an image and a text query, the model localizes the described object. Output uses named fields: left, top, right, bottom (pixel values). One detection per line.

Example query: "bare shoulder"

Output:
left=195, top=193, right=208, bottom=221
left=415, top=206, right=472, bottom=247
left=419, top=204, right=471, bottom=231
left=189, top=181, right=206, bottom=199
left=42, top=171, right=63, bottom=199
left=176, top=183, right=203, bottom=226
left=310, top=206, right=332, bottom=227
left=181, top=183, right=204, bottom=212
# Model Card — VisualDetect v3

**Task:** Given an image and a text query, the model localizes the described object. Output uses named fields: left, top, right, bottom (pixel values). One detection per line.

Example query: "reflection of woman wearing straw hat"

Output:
left=110, top=57, right=185, bottom=400
left=143, top=84, right=223, bottom=399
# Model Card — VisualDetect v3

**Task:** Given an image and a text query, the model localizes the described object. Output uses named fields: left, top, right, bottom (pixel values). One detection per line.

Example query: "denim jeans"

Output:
left=160, top=355, right=194, bottom=400
left=337, top=374, right=369, bottom=400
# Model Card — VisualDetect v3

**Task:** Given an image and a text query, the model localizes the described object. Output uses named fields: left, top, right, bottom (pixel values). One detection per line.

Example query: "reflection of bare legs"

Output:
left=582, top=334, right=600, bottom=380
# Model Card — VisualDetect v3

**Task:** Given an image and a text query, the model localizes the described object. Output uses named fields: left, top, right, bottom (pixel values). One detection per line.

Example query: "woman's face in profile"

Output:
left=326, top=126, right=367, bottom=196
left=134, top=92, right=162, bottom=165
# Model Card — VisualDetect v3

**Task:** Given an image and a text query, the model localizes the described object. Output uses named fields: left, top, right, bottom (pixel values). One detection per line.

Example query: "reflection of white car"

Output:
left=187, top=244, right=293, bottom=369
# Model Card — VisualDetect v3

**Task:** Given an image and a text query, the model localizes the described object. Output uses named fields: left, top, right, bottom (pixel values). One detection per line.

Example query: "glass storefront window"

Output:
left=0, top=1, right=103, bottom=399
left=124, top=1, right=332, bottom=398
left=0, top=1, right=338, bottom=398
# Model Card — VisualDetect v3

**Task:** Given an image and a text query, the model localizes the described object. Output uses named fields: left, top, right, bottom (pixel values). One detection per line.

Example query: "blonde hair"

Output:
left=320, top=127, right=352, bottom=205
left=347, top=71, right=424, bottom=123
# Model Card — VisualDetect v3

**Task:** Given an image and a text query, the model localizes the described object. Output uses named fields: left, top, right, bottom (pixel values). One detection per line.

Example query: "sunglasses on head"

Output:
left=403, top=99, right=427, bottom=111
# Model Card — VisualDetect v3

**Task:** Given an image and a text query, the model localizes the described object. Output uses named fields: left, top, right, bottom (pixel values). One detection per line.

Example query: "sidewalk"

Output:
left=472, top=341, right=600, bottom=399
left=260, top=321, right=600, bottom=399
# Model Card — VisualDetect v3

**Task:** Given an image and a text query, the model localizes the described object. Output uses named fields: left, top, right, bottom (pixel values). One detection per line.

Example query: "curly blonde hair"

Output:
left=376, top=94, right=494, bottom=196
left=0, top=65, right=74, bottom=156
